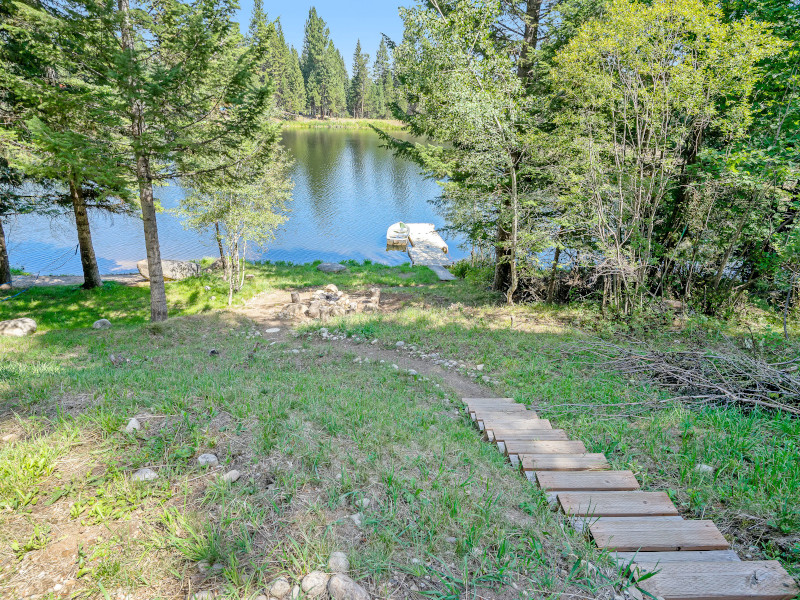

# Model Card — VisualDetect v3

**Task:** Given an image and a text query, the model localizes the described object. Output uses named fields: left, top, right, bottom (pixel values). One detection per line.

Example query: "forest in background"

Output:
left=384, top=0, right=799, bottom=320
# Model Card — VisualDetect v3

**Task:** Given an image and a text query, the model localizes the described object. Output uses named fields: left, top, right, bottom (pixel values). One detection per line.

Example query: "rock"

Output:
left=301, top=571, right=329, bottom=598
left=1, top=433, right=19, bottom=443
left=124, top=418, right=141, bottom=433
left=204, top=286, right=211, bottom=291
left=0, top=318, right=37, bottom=337
left=362, top=303, right=379, bottom=313
left=132, top=468, right=158, bottom=482
left=190, top=592, right=215, bottom=600
left=407, top=369, right=417, bottom=376
left=327, top=574, right=370, bottom=600
left=211, top=296, right=216, bottom=301
left=396, top=341, right=405, bottom=348
left=445, top=536, right=457, bottom=544
left=268, top=578, right=291, bottom=599
left=328, top=552, right=350, bottom=573
left=265, top=327, right=281, bottom=333
left=208, top=349, right=219, bottom=357
left=245, top=274, right=254, bottom=279
left=291, top=585, right=300, bottom=600
left=349, top=513, right=363, bottom=527
left=307, top=302, right=322, bottom=319
left=278, top=303, right=308, bottom=319
left=137, top=259, right=199, bottom=281
left=198, top=453, right=219, bottom=467
left=291, top=292, right=300, bottom=303
left=221, top=470, right=240, bottom=483
left=369, top=287, right=381, bottom=304
left=695, top=463, right=714, bottom=475
left=92, top=319, right=112, bottom=330
left=253, top=596, right=267, bottom=600
left=357, top=497, right=371, bottom=509
left=324, top=284, right=339, bottom=294
left=317, top=263, right=347, bottom=274
left=482, top=375, right=490, bottom=383
left=476, top=364, right=484, bottom=371
left=0, top=283, right=11, bottom=291
left=208, top=258, right=225, bottom=271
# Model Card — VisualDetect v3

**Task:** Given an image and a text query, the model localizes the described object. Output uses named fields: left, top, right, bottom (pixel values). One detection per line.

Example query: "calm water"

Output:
left=6, top=129, right=465, bottom=275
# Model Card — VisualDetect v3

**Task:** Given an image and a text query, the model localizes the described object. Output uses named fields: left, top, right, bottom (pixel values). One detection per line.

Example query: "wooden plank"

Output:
left=613, top=550, right=741, bottom=564
left=521, top=454, right=609, bottom=472
left=558, top=491, right=679, bottom=517
left=408, top=243, right=452, bottom=266
left=537, top=471, right=640, bottom=491
left=590, top=519, right=729, bottom=551
left=485, top=421, right=552, bottom=441
left=478, top=413, right=541, bottom=426
left=462, top=397, right=515, bottom=405
left=571, top=515, right=682, bottom=534
left=470, top=406, right=528, bottom=416
left=505, top=440, right=586, bottom=456
left=634, top=560, right=799, bottom=600
left=492, top=429, right=568, bottom=443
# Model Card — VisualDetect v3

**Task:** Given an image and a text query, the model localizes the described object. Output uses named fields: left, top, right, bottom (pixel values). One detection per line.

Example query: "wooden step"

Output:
left=494, top=429, right=569, bottom=443
left=470, top=405, right=528, bottom=418
left=477, top=414, right=540, bottom=429
left=520, top=453, right=610, bottom=472
left=558, top=491, right=678, bottom=517
left=613, top=550, right=741, bottom=564
left=537, top=471, right=640, bottom=491
left=571, top=515, right=683, bottom=533
left=462, top=397, right=515, bottom=404
left=485, top=421, right=552, bottom=441
left=633, top=560, right=799, bottom=600
left=505, top=440, right=587, bottom=457
left=590, top=519, right=729, bottom=551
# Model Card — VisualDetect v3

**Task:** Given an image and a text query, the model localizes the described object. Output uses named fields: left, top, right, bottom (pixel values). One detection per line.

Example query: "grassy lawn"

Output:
left=0, top=261, right=798, bottom=599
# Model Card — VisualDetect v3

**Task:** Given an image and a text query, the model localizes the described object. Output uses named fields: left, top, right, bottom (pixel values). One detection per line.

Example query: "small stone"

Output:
left=327, top=574, right=370, bottom=600
left=349, top=513, right=363, bottom=527
left=317, top=263, right=347, bottom=274
left=695, top=463, right=714, bottom=475
left=407, top=369, right=417, bottom=376
left=265, top=327, right=281, bottom=333
left=291, top=349, right=300, bottom=354
left=191, top=591, right=215, bottom=600
left=324, top=284, right=339, bottom=293
left=268, top=577, right=291, bottom=599
left=92, top=318, right=112, bottom=330
left=132, top=468, right=158, bottom=482
left=328, top=552, right=350, bottom=573
left=0, top=433, right=19, bottom=443
left=254, top=596, right=267, bottom=600
left=204, top=286, right=211, bottom=291
left=476, top=364, right=484, bottom=371
left=210, top=296, right=216, bottom=300
left=445, top=536, right=457, bottom=544
left=0, top=317, right=37, bottom=337
left=197, top=560, right=210, bottom=572
left=291, top=585, right=300, bottom=600
left=396, top=341, right=405, bottom=347
left=208, top=349, right=219, bottom=357
left=221, top=470, right=240, bottom=483
left=124, top=418, right=141, bottom=433
left=392, top=364, right=398, bottom=370
left=357, top=497, right=371, bottom=509
left=198, top=453, right=219, bottom=467
left=482, top=375, right=490, bottom=383
left=301, top=571, right=330, bottom=598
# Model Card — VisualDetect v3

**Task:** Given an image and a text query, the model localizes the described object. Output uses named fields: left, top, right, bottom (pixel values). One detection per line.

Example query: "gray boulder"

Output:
left=0, top=318, right=37, bottom=337
left=317, top=262, right=347, bottom=274
left=327, top=575, right=370, bottom=600
left=137, top=259, right=200, bottom=281
left=92, top=319, right=112, bottom=330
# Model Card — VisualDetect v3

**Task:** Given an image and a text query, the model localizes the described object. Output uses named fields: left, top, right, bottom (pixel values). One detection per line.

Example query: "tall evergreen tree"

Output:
left=301, top=7, right=328, bottom=117
left=349, top=40, right=370, bottom=118
left=373, top=37, right=394, bottom=117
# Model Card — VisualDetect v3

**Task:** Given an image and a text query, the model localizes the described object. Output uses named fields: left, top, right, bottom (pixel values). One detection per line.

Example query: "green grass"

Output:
left=1, top=260, right=797, bottom=597
left=10, top=267, right=31, bottom=276
left=280, top=118, right=407, bottom=131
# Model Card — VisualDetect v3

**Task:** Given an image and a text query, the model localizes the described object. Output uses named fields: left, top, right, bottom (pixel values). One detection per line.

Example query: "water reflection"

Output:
left=7, top=129, right=464, bottom=274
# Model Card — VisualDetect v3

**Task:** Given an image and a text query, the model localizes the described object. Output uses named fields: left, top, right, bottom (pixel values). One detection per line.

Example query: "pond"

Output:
left=5, top=129, right=466, bottom=275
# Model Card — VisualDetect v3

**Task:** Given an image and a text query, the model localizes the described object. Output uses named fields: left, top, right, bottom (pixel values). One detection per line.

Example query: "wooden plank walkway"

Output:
left=460, top=397, right=798, bottom=600
left=386, top=222, right=455, bottom=279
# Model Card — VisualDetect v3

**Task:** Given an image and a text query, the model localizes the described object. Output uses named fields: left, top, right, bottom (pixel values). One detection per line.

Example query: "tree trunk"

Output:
left=493, top=207, right=512, bottom=293
left=0, top=219, right=11, bottom=286
left=214, top=221, right=228, bottom=278
left=546, top=246, right=561, bottom=302
left=119, top=0, right=168, bottom=321
left=517, top=0, right=543, bottom=79
left=68, top=176, right=103, bottom=289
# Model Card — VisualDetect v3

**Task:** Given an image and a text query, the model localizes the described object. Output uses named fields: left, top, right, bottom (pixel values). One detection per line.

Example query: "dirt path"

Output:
left=237, top=289, right=492, bottom=399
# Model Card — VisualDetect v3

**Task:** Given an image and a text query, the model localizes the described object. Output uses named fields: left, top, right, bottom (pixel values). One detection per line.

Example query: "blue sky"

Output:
left=234, top=1, right=412, bottom=74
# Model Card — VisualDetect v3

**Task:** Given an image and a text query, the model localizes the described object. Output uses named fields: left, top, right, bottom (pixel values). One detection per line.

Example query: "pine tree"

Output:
left=373, top=37, right=394, bottom=118
left=349, top=40, right=370, bottom=118
left=301, top=7, right=328, bottom=117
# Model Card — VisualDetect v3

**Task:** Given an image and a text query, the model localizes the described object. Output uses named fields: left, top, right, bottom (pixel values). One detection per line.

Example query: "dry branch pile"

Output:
left=577, top=339, right=800, bottom=415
